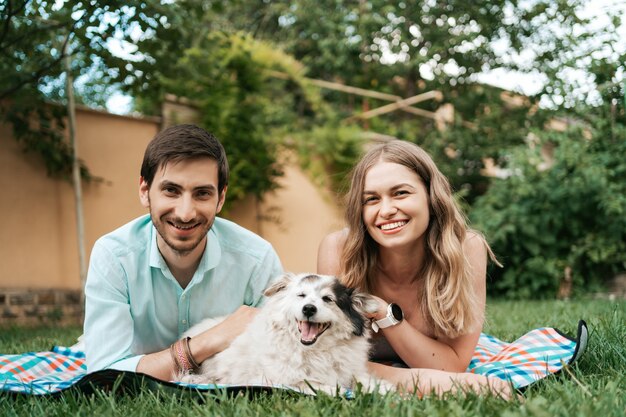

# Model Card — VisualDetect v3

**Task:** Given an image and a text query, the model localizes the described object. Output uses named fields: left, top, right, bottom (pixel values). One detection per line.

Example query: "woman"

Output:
left=318, top=140, right=509, bottom=397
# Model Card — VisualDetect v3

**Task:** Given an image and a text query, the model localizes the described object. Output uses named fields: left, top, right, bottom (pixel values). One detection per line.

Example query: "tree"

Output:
left=155, top=31, right=322, bottom=204
left=210, top=1, right=612, bottom=201
left=470, top=113, right=626, bottom=298
left=0, top=0, right=170, bottom=179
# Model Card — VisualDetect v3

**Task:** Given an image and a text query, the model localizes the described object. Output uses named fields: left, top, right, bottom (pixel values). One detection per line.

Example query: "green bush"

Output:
left=470, top=119, right=626, bottom=298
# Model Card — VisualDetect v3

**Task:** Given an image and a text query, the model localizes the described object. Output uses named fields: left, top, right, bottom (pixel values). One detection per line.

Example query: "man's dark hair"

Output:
left=140, top=124, right=229, bottom=192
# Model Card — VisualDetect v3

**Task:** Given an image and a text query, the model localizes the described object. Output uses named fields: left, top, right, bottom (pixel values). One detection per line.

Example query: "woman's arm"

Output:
left=374, top=232, right=488, bottom=372
left=368, top=362, right=512, bottom=398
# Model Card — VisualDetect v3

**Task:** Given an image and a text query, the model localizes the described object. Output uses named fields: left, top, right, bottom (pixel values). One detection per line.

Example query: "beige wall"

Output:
left=1, top=109, right=159, bottom=289
left=228, top=152, right=345, bottom=273
left=0, top=107, right=344, bottom=290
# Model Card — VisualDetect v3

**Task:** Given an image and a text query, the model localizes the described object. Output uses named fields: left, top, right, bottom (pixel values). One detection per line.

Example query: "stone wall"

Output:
left=0, top=288, right=83, bottom=326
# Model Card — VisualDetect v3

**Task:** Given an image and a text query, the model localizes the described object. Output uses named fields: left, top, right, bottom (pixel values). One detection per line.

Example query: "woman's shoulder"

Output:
left=465, top=228, right=500, bottom=267
left=321, top=228, right=349, bottom=248
left=464, top=229, right=487, bottom=251
left=317, top=228, right=349, bottom=275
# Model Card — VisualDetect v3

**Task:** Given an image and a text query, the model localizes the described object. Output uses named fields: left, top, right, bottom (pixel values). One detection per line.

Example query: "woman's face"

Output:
left=361, top=161, right=430, bottom=251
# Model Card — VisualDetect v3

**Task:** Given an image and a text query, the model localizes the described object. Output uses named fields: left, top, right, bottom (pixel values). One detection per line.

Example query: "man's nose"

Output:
left=175, top=195, right=196, bottom=222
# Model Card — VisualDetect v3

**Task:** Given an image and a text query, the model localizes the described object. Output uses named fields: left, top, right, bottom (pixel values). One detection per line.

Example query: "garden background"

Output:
left=0, top=1, right=625, bottom=415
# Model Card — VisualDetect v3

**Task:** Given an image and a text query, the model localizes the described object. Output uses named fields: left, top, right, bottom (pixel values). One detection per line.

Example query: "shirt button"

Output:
left=182, top=319, right=187, bottom=324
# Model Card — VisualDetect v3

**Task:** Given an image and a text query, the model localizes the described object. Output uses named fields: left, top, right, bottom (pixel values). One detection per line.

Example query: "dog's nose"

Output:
left=302, top=304, right=317, bottom=318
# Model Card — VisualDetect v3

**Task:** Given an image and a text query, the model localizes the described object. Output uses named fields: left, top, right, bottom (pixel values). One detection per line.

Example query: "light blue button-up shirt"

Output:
left=83, top=214, right=283, bottom=372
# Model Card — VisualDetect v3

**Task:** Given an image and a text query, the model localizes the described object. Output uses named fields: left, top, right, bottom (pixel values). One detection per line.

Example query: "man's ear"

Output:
left=139, top=177, right=150, bottom=208
left=216, top=185, right=227, bottom=213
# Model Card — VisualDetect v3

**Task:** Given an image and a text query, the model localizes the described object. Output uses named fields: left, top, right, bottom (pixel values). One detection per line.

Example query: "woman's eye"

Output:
left=362, top=197, right=377, bottom=205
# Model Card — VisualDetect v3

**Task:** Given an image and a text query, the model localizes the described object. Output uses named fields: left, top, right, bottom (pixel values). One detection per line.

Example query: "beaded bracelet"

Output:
left=181, top=337, right=200, bottom=371
left=170, top=342, right=183, bottom=373
left=170, top=337, right=200, bottom=373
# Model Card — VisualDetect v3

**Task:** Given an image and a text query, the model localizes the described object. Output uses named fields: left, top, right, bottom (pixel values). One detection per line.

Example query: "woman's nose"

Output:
left=379, top=198, right=398, bottom=217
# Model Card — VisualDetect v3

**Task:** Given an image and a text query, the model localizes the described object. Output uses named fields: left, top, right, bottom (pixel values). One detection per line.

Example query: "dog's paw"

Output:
left=291, top=381, right=345, bottom=396
left=176, top=372, right=215, bottom=385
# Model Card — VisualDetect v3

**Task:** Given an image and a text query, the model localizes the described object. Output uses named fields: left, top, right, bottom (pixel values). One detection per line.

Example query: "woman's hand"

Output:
left=367, top=294, right=390, bottom=321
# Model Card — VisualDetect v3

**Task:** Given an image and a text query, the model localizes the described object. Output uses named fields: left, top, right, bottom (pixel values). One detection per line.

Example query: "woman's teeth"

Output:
left=380, top=221, right=407, bottom=231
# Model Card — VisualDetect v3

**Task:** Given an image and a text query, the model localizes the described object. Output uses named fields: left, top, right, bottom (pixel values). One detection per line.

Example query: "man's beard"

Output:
left=150, top=209, right=213, bottom=257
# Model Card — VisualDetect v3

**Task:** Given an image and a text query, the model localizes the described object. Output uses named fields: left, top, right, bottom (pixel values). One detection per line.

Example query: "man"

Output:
left=83, top=124, right=283, bottom=381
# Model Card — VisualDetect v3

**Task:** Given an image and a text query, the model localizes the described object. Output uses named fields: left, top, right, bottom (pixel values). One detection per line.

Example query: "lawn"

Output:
left=1, top=299, right=624, bottom=417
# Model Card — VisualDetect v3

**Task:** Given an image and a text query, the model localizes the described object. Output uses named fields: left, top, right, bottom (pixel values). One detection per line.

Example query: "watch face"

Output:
left=390, top=303, right=403, bottom=321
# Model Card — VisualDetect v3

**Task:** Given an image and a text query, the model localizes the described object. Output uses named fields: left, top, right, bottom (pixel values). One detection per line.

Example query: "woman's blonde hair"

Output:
left=341, top=140, right=495, bottom=338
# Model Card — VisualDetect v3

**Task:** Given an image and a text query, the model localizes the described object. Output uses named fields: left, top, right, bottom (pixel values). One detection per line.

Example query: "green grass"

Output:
left=1, top=299, right=625, bottom=417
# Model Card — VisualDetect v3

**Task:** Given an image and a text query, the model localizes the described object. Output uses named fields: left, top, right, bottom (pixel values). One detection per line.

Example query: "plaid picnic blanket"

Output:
left=0, top=320, right=587, bottom=396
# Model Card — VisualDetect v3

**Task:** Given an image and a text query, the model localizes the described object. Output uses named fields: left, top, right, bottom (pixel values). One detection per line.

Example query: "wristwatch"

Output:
left=371, top=303, right=403, bottom=333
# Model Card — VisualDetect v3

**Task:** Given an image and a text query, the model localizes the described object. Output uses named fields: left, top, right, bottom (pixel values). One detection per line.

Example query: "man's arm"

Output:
left=139, top=245, right=283, bottom=380
left=83, top=242, right=143, bottom=372
left=136, top=305, right=259, bottom=380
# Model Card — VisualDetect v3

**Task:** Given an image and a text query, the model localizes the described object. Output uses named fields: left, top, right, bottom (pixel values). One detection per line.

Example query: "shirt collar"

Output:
left=197, top=226, right=222, bottom=273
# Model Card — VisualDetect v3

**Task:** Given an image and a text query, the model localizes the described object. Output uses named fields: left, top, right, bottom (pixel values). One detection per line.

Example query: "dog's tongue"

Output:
left=299, top=321, right=320, bottom=343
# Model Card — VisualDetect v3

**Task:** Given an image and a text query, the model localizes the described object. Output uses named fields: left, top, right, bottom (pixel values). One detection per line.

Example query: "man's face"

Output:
left=139, top=157, right=226, bottom=261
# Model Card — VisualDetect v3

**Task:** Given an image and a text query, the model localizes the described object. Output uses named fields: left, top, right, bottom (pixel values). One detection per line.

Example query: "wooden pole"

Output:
left=267, top=70, right=468, bottom=125
left=346, top=90, right=443, bottom=121
left=65, top=39, right=87, bottom=313
left=267, top=70, right=402, bottom=102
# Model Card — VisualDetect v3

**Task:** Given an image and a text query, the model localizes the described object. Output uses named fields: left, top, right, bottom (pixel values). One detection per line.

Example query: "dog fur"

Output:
left=178, top=273, right=392, bottom=394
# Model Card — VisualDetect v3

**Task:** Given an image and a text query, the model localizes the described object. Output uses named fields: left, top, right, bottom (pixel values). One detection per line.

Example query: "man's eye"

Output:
left=322, top=296, right=333, bottom=303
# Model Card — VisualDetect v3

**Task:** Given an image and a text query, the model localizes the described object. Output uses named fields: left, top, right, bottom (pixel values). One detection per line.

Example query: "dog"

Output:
left=177, top=272, right=393, bottom=395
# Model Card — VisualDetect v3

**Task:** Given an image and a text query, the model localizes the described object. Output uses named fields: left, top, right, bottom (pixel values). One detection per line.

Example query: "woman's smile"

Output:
left=378, top=220, right=409, bottom=233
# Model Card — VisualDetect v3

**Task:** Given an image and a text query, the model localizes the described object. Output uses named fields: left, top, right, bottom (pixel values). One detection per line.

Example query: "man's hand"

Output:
left=137, top=305, right=259, bottom=381
left=198, top=305, right=259, bottom=354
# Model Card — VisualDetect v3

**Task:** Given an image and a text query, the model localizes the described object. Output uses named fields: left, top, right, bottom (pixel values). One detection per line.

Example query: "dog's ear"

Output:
left=335, top=285, right=376, bottom=336
left=263, top=273, right=294, bottom=297
left=351, top=291, right=379, bottom=316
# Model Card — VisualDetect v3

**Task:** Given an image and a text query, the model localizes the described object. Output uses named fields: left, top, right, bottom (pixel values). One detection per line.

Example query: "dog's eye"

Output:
left=297, top=293, right=305, bottom=298
left=322, top=296, right=333, bottom=303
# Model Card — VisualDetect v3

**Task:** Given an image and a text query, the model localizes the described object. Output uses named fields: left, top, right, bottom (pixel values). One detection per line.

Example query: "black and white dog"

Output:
left=178, top=273, right=393, bottom=394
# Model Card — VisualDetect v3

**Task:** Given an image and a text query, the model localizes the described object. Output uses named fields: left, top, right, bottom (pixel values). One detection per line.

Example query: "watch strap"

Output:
left=372, top=304, right=402, bottom=333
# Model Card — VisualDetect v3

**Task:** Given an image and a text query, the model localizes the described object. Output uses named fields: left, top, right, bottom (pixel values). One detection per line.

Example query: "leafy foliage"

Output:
left=156, top=32, right=322, bottom=203
left=471, top=116, right=626, bottom=298
left=0, top=0, right=170, bottom=180
left=291, top=123, right=366, bottom=195
left=5, top=1, right=625, bottom=298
